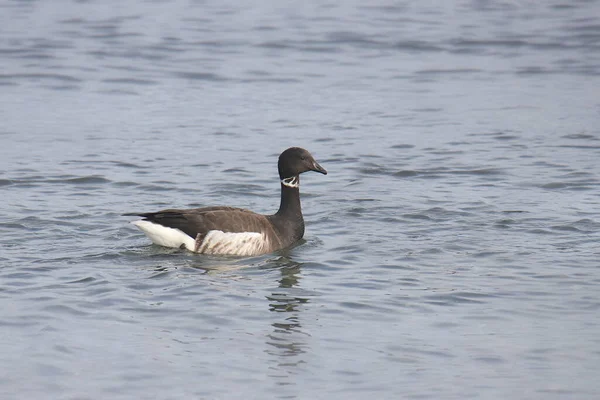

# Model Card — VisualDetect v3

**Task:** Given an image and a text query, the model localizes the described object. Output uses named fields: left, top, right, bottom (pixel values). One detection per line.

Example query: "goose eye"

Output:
left=300, top=156, right=306, bottom=161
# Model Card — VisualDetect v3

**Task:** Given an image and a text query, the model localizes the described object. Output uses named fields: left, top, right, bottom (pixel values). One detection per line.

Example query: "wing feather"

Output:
left=133, top=207, right=269, bottom=239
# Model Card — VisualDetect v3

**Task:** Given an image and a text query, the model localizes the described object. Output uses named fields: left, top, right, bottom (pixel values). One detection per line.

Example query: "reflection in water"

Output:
left=276, top=264, right=301, bottom=289
left=265, top=262, right=311, bottom=386
left=141, top=252, right=313, bottom=387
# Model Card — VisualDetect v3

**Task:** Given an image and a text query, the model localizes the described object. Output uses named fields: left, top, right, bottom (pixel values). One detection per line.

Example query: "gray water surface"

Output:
left=1, top=1, right=600, bottom=399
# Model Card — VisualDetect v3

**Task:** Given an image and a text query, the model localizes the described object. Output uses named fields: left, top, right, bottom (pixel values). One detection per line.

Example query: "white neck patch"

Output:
left=281, top=176, right=299, bottom=188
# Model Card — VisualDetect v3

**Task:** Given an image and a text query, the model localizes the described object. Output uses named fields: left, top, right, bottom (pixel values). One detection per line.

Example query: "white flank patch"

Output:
left=197, top=230, right=266, bottom=256
left=131, top=220, right=195, bottom=251
left=132, top=221, right=267, bottom=256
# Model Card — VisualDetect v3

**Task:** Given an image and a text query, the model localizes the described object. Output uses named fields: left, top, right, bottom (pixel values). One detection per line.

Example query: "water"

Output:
left=1, top=1, right=600, bottom=398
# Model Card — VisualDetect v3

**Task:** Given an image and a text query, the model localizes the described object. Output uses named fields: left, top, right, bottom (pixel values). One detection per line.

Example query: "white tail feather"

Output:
left=131, top=220, right=195, bottom=250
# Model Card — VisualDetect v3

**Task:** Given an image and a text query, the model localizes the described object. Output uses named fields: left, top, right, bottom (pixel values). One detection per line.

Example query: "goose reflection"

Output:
left=264, top=259, right=312, bottom=384
left=144, top=250, right=313, bottom=385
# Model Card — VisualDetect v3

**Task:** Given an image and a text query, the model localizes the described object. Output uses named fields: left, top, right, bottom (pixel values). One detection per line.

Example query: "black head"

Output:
left=278, top=147, right=327, bottom=179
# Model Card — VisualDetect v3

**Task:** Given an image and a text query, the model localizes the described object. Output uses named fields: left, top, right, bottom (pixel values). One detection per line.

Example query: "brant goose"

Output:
left=127, top=147, right=327, bottom=256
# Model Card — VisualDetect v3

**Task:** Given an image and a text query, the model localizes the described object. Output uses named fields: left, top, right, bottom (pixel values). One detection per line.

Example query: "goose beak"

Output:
left=312, top=160, right=327, bottom=175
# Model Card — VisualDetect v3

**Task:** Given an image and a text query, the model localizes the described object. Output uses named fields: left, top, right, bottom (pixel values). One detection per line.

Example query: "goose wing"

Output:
left=128, top=207, right=270, bottom=239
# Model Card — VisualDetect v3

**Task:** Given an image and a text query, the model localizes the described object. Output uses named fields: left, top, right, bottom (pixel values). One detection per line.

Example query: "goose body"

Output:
left=127, top=147, right=327, bottom=256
